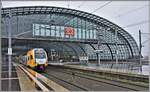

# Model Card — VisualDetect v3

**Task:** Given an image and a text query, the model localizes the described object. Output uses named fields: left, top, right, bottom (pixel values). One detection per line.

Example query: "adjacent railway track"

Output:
left=41, top=66, right=148, bottom=91
left=43, top=73, right=89, bottom=91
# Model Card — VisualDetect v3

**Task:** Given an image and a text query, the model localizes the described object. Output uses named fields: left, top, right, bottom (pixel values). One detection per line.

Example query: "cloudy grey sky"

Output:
left=1, top=0, right=149, bottom=56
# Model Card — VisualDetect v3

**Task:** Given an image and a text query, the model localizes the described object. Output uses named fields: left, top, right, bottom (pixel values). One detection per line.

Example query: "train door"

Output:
left=27, top=50, right=35, bottom=67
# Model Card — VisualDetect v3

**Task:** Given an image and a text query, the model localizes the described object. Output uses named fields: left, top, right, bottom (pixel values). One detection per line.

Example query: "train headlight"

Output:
left=46, top=61, right=48, bottom=64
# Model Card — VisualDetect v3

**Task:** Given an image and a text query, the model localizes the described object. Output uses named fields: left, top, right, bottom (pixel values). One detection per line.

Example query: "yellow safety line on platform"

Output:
left=16, top=66, right=37, bottom=91
left=18, top=65, right=49, bottom=91
left=1, top=78, right=19, bottom=80
left=26, top=68, right=70, bottom=92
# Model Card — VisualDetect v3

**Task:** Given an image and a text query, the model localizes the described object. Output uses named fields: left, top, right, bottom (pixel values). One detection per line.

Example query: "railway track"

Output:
left=42, top=73, right=89, bottom=91
left=51, top=67, right=148, bottom=90
left=41, top=66, right=148, bottom=91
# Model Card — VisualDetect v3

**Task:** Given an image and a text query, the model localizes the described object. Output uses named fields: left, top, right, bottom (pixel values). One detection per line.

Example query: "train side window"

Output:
left=28, top=56, right=30, bottom=60
left=30, top=55, right=33, bottom=59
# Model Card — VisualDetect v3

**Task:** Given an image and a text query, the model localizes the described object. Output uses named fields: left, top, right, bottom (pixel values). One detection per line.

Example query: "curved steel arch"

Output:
left=89, top=44, right=113, bottom=60
left=1, top=6, right=139, bottom=59
left=105, top=43, right=113, bottom=60
left=77, top=44, right=87, bottom=56
left=88, top=44, right=98, bottom=60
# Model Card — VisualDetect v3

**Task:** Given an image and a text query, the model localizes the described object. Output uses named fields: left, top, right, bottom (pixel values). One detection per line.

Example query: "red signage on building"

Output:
left=64, top=27, right=75, bottom=36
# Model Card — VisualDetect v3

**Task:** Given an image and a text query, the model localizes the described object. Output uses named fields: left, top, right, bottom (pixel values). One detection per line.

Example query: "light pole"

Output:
left=94, top=50, right=103, bottom=66
left=95, top=26, right=103, bottom=66
left=139, top=31, right=149, bottom=73
left=8, top=10, right=12, bottom=91
left=139, top=30, right=142, bottom=72
left=0, top=2, right=2, bottom=91
left=115, top=29, right=118, bottom=68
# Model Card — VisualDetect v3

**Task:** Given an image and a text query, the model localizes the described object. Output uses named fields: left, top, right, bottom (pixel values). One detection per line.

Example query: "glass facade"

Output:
left=1, top=6, right=140, bottom=61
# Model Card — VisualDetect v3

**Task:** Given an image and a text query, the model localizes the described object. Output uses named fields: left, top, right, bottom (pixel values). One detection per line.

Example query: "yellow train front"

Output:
left=26, top=48, right=48, bottom=71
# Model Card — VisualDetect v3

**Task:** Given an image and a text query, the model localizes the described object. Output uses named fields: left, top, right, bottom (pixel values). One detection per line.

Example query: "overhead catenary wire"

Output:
left=1, top=0, right=3, bottom=8
left=91, top=1, right=112, bottom=13
left=141, top=32, right=149, bottom=35
left=77, top=0, right=86, bottom=8
left=15, top=30, right=32, bottom=37
left=67, top=0, right=71, bottom=8
left=123, top=20, right=149, bottom=28
left=142, top=39, right=150, bottom=44
left=141, top=32, right=149, bottom=44
left=114, top=5, right=149, bottom=18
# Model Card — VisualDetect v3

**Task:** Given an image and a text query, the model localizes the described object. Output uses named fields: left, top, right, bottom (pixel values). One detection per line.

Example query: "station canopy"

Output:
left=1, top=6, right=140, bottom=61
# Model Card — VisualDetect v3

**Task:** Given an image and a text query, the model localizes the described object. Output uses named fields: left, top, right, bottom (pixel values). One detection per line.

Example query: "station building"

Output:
left=1, top=6, right=140, bottom=62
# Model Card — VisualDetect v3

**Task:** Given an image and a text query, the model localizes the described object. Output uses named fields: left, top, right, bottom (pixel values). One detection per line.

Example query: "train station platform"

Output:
left=1, top=63, right=70, bottom=91
left=1, top=57, right=21, bottom=91
left=49, top=62, right=149, bottom=75
left=1, top=57, right=69, bottom=91
left=1, top=56, right=37, bottom=91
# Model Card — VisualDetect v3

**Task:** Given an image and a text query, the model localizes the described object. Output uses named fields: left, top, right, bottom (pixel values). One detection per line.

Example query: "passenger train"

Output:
left=20, top=48, right=48, bottom=71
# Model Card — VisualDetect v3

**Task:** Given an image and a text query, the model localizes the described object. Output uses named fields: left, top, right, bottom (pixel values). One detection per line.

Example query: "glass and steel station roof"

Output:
left=1, top=6, right=140, bottom=61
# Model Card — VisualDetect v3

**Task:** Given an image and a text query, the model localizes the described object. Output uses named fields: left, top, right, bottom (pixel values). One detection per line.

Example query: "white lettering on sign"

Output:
left=79, top=56, right=88, bottom=60
left=8, top=48, right=12, bottom=55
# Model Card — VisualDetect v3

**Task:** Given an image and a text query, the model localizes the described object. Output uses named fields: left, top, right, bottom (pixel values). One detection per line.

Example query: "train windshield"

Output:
left=34, top=49, right=46, bottom=59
